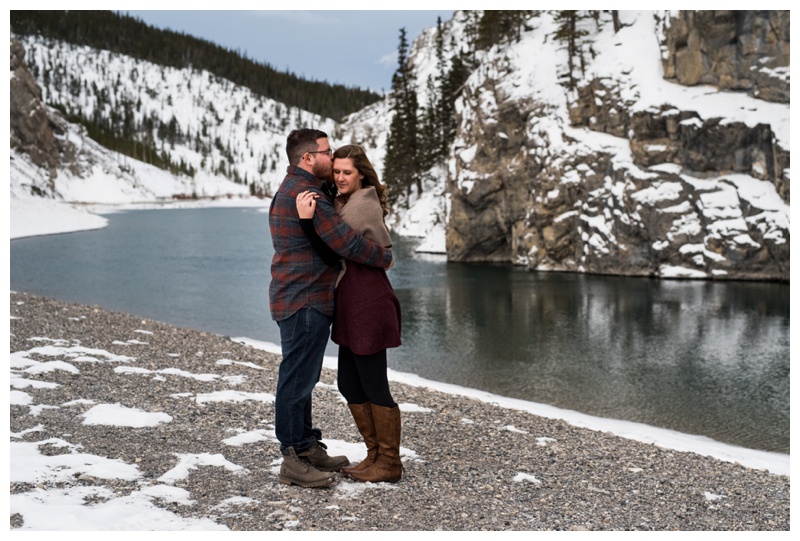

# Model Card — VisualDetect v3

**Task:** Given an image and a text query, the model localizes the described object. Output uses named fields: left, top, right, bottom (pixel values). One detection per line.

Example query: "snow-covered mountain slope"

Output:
left=14, top=33, right=336, bottom=200
left=344, top=10, right=790, bottom=279
left=10, top=34, right=270, bottom=238
left=442, top=10, right=789, bottom=280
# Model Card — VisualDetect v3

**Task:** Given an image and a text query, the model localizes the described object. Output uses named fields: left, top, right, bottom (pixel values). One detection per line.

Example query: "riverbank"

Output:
left=9, top=291, right=789, bottom=531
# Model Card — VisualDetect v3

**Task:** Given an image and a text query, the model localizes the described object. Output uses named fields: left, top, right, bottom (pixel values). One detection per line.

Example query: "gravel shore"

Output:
left=9, top=291, right=790, bottom=531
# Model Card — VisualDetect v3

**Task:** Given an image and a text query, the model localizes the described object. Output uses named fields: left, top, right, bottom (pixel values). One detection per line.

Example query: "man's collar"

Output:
left=286, top=165, right=319, bottom=183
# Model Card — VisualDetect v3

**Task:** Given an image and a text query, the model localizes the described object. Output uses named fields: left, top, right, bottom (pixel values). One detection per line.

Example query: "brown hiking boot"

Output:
left=279, top=447, right=335, bottom=488
left=299, top=441, right=350, bottom=472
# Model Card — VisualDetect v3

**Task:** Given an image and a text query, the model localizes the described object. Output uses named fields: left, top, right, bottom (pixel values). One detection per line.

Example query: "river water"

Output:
left=9, top=207, right=790, bottom=453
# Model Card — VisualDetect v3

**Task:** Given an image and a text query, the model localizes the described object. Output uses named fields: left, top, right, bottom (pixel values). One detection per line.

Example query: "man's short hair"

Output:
left=286, top=128, right=328, bottom=166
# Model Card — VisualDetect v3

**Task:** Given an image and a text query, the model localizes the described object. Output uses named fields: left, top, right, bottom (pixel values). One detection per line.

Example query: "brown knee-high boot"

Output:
left=342, top=403, right=377, bottom=475
left=349, top=404, right=402, bottom=483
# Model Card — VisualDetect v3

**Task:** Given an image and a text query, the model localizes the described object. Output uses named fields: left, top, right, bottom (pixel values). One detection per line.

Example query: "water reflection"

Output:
left=390, top=238, right=789, bottom=453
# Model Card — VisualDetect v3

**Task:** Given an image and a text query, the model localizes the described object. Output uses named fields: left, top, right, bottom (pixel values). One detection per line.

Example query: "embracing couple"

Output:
left=268, top=128, right=403, bottom=488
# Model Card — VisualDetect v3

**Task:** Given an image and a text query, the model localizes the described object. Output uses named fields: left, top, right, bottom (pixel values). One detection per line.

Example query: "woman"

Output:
left=295, top=144, right=403, bottom=483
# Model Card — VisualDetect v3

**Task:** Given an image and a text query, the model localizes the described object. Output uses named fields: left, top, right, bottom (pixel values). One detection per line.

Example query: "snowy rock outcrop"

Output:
left=444, top=11, right=789, bottom=281
left=660, top=10, right=790, bottom=104
left=10, top=38, right=77, bottom=194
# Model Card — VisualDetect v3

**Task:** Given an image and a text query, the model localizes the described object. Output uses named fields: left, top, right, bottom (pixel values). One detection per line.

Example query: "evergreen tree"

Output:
left=461, top=10, right=481, bottom=63
left=415, top=18, right=453, bottom=169
left=553, top=11, right=589, bottom=89
left=611, top=10, right=622, bottom=33
left=441, top=49, right=470, bottom=151
left=418, top=75, right=439, bottom=170
left=383, top=28, right=420, bottom=205
left=475, top=11, right=533, bottom=50
left=384, top=18, right=476, bottom=204
left=433, top=17, right=450, bottom=160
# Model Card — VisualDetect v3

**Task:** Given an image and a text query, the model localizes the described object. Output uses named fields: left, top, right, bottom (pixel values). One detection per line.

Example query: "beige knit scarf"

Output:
left=334, top=185, right=392, bottom=285
left=334, top=185, right=392, bottom=246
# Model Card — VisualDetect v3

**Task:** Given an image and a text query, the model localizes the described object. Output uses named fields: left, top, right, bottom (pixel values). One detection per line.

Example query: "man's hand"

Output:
left=296, top=190, right=318, bottom=219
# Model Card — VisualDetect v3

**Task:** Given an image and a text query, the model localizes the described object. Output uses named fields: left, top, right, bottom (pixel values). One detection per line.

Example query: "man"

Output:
left=269, top=129, right=393, bottom=487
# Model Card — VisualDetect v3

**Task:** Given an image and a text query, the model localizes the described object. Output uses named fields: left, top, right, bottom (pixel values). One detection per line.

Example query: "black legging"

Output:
left=337, top=346, right=396, bottom=408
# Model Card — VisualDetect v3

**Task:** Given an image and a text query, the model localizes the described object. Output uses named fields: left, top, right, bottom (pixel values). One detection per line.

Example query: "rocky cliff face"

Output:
left=445, top=11, right=789, bottom=281
left=660, top=11, right=790, bottom=104
left=10, top=37, right=77, bottom=194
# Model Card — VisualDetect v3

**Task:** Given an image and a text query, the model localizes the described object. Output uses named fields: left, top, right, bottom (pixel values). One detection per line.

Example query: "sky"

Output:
left=120, top=9, right=456, bottom=93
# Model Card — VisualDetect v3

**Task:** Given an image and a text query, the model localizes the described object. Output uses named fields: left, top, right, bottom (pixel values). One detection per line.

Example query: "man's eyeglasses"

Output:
left=308, top=148, right=333, bottom=156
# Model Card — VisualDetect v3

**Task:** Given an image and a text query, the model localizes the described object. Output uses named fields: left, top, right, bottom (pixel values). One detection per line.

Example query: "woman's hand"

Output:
left=296, top=190, right=318, bottom=219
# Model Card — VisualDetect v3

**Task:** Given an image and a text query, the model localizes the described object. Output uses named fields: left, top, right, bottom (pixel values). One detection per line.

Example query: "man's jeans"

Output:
left=275, top=307, right=332, bottom=454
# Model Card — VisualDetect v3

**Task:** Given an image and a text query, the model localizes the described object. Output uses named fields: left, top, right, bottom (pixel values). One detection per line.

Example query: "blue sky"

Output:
left=121, top=10, right=455, bottom=93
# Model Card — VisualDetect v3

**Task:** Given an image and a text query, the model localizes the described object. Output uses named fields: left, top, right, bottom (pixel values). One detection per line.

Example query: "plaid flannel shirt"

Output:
left=268, top=166, right=393, bottom=321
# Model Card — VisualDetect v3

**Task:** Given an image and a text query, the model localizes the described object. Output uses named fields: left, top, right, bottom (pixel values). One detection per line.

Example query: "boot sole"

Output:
left=279, top=475, right=335, bottom=488
left=348, top=473, right=401, bottom=483
left=349, top=477, right=401, bottom=484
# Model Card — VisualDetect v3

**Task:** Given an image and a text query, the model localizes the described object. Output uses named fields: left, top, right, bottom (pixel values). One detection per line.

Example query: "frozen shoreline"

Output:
left=9, top=292, right=790, bottom=530
left=236, top=336, right=789, bottom=477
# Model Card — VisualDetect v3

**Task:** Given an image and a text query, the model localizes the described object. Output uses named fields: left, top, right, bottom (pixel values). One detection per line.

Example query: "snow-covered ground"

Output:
left=8, top=320, right=790, bottom=530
